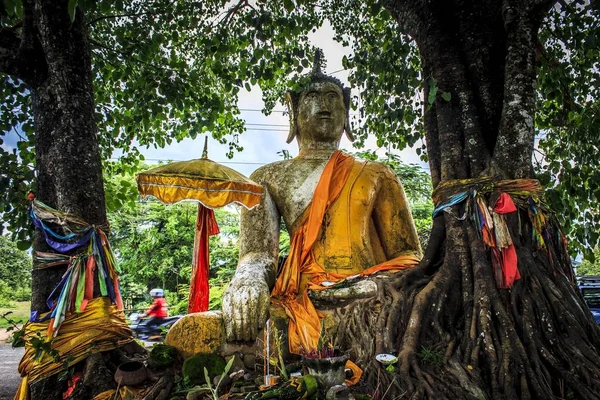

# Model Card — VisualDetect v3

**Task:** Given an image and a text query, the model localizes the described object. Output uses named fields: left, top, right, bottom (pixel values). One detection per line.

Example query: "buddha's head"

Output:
left=285, top=50, right=353, bottom=147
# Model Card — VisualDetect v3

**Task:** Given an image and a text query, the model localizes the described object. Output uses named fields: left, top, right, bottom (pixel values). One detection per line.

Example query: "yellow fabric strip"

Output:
left=14, top=297, right=133, bottom=400
left=432, top=177, right=543, bottom=206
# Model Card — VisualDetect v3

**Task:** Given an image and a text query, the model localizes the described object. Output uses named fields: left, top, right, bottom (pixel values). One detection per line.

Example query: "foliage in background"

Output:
left=0, top=235, right=31, bottom=307
left=577, top=248, right=600, bottom=276
left=105, top=165, right=241, bottom=311
left=535, top=3, right=600, bottom=262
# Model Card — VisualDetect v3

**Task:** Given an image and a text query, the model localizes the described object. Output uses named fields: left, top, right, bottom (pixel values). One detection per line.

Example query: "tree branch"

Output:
left=222, top=0, right=253, bottom=25
left=382, top=0, right=422, bottom=40
left=89, top=38, right=178, bottom=74
left=492, top=7, right=539, bottom=178
left=86, top=11, right=160, bottom=26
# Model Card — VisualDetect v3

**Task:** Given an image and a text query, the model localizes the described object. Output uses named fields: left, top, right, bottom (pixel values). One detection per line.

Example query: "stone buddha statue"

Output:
left=222, top=58, right=422, bottom=347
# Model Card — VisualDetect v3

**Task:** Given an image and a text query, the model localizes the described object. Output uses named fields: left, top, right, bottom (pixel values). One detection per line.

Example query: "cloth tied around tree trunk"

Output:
left=29, top=200, right=125, bottom=335
left=14, top=297, right=133, bottom=400
left=431, top=177, right=572, bottom=289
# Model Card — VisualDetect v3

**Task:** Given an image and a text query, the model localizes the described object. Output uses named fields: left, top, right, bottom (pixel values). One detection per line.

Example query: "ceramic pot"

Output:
left=114, top=361, right=147, bottom=386
left=302, top=353, right=349, bottom=391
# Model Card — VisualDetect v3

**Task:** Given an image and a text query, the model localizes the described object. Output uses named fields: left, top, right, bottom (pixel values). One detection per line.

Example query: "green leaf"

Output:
left=14, top=0, right=22, bottom=19
left=283, top=0, right=294, bottom=13
left=441, top=92, right=451, bottom=102
left=203, top=367, right=212, bottom=390
left=427, top=78, right=438, bottom=105
left=68, top=0, right=78, bottom=22
left=16, top=241, right=30, bottom=251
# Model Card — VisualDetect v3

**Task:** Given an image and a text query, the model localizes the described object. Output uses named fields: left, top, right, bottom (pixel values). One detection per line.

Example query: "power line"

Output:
left=113, top=157, right=269, bottom=165
left=246, top=123, right=289, bottom=127
left=242, top=128, right=288, bottom=132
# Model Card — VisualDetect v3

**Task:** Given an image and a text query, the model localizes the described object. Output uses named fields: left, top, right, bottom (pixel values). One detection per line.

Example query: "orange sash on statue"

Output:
left=271, top=150, right=421, bottom=385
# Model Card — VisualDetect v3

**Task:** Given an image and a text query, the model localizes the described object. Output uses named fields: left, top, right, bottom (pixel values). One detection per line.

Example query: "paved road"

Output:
left=0, top=344, right=24, bottom=400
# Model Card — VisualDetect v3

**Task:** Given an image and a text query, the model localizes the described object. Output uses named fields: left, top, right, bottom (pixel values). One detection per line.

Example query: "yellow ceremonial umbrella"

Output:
left=136, top=138, right=263, bottom=313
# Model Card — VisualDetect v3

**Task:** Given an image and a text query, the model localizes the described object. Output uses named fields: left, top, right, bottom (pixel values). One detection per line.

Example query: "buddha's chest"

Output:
left=271, top=163, right=327, bottom=226
left=269, top=161, right=376, bottom=231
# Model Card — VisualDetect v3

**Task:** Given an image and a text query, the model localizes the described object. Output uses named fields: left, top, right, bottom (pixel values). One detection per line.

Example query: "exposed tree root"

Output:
left=334, top=214, right=600, bottom=399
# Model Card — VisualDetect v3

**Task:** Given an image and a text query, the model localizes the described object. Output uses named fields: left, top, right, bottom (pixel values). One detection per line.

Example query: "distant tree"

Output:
left=578, top=248, right=600, bottom=276
left=0, top=234, right=31, bottom=294
left=108, top=201, right=241, bottom=300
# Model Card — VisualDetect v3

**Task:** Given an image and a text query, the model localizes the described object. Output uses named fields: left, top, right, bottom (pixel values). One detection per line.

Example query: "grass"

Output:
left=0, top=301, right=30, bottom=329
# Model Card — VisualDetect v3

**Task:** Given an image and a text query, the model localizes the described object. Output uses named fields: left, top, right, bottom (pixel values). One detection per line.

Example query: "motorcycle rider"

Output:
left=142, top=288, right=168, bottom=336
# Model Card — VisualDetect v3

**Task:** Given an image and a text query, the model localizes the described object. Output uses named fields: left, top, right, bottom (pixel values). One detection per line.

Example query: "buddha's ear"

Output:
left=344, top=115, right=354, bottom=142
left=284, top=92, right=298, bottom=144
left=343, top=87, right=354, bottom=142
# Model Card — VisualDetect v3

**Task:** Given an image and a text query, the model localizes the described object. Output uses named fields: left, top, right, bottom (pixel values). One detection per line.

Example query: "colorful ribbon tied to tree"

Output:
left=432, top=177, right=572, bottom=289
left=15, top=200, right=131, bottom=400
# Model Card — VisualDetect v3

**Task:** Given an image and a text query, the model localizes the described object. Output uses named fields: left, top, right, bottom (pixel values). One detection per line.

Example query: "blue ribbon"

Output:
left=43, top=229, right=93, bottom=253
left=432, top=191, right=470, bottom=217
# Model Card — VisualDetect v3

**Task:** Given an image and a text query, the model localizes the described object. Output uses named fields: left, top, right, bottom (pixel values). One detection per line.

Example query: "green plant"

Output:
left=302, top=320, right=337, bottom=359
left=184, top=356, right=234, bottom=400
left=149, top=343, right=179, bottom=368
left=203, top=356, right=235, bottom=400
left=1, top=311, right=25, bottom=347
left=271, top=326, right=289, bottom=382
left=30, top=332, right=59, bottom=362
left=417, top=346, right=444, bottom=367
left=182, top=353, right=227, bottom=387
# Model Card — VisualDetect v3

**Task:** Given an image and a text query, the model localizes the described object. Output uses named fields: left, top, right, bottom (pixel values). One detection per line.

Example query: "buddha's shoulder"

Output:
left=355, top=158, right=397, bottom=178
left=249, top=159, right=296, bottom=182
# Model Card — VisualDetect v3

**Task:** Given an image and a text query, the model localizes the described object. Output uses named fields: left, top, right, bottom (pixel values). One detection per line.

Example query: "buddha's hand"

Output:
left=222, top=270, right=270, bottom=342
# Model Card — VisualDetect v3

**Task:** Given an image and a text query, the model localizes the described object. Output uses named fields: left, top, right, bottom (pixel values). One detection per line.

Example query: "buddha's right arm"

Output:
left=237, top=186, right=280, bottom=287
left=223, top=185, right=280, bottom=341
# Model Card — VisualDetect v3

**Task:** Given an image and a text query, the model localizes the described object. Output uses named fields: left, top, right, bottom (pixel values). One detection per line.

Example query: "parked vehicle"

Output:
left=128, top=312, right=182, bottom=341
left=577, top=276, right=600, bottom=324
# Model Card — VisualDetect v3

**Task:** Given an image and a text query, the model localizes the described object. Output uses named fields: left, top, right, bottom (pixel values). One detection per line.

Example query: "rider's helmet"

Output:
left=149, top=288, right=164, bottom=298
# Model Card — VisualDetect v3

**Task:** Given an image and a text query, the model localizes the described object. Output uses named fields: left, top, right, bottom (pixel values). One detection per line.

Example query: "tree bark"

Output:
left=22, top=0, right=107, bottom=314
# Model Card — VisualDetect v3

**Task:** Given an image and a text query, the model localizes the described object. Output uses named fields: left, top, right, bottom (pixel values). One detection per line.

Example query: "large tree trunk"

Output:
left=335, top=1, right=600, bottom=398
left=27, top=1, right=107, bottom=314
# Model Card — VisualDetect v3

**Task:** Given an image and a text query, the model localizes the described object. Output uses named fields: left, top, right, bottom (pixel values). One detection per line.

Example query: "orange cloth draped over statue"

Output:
left=271, top=150, right=421, bottom=385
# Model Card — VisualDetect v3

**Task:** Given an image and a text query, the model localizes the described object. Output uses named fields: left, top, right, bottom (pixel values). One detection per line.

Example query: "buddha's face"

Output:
left=297, top=81, right=346, bottom=144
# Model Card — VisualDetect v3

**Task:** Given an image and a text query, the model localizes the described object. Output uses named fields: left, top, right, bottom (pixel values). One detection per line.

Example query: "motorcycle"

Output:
left=128, top=312, right=182, bottom=341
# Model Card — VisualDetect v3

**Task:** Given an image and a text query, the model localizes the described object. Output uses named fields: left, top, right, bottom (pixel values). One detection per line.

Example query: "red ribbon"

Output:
left=188, top=204, right=220, bottom=313
left=493, top=193, right=521, bottom=288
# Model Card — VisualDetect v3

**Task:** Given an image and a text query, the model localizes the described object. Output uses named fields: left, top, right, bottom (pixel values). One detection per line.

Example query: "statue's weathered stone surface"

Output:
left=222, top=73, right=422, bottom=343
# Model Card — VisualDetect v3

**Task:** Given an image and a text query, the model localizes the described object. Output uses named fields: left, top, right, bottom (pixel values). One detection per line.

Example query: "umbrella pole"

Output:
left=188, top=204, right=218, bottom=313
